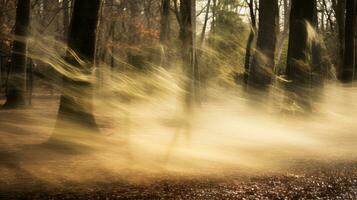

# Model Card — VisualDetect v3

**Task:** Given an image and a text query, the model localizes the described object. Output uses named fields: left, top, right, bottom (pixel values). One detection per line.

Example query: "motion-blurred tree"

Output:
left=179, top=0, right=200, bottom=108
left=338, top=0, right=356, bottom=82
left=56, top=0, right=102, bottom=130
left=160, top=0, right=171, bottom=43
left=243, top=0, right=257, bottom=84
left=248, top=0, right=279, bottom=89
left=285, top=0, right=317, bottom=111
left=2, top=0, right=30, bottom=109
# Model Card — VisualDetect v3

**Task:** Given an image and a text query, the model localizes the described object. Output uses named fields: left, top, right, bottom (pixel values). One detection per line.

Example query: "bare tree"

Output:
left=56, top=0, right=102, bottom=130
left=160, top=0, right=170, bottom=43
left=200, top=0, right=211, bottom=45
left=2, top=0, right=30, bottom=109
left=339, top=0, right=356, bottom=82
left=248, top=0, right=279, bottom=89
left=332, top=0, right=346, bottom=73
left=180, top=0, right=200, bottom=108
left=243, top=0, right=257, bottom=84
left=285, top=0, right=317, bottom=111
left=63, top=0, right=70, bottom=40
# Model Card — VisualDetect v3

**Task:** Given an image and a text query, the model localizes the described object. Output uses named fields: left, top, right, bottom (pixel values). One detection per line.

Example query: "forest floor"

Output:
left=0, top=160, right=356, bottom=199
left=0, top=87, right=357, bottom=199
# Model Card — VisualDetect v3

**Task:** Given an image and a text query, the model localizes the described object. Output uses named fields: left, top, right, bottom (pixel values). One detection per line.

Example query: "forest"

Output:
left=0, top=0, right=356, bottom=199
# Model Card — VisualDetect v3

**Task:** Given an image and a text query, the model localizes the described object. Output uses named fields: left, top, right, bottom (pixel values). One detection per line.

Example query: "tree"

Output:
left=200, top=0, right=211, bottom=45
left=285, top=0, right=317, bottom=111
left=63, top=0, right=70, bottom=40
left=338, top=0, right=356, bottom=82
left=311, top=0, right=324, bottom=86
left=332, top=0, right=346, bottom=74
left=56, top=0, right=102, bottom=130
left=248, top=0, right=279, bottom=89
left=2, top=0, right=30, bottom=109
left=243, top=0, right=257, bottom=84
left=179, top=0, right=200, bottom=108
left=276, top=0, right=291, bottom=69
left=160, top=0, right=170, bottom=43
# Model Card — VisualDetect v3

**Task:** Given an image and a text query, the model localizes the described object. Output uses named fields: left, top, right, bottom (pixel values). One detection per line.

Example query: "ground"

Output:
left=0, top=161, right=356, bottom=199
left=0, top=86, right=357, bottom=199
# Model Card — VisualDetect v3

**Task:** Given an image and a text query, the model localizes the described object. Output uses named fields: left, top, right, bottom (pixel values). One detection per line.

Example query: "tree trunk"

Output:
left=283, top=0, right=290, bottom=31
left=211, top=0, right=217, bottom=34
left=321, top=4, right=325, bottom=32
left=160, top=0, right=170, bottom=43
left=128, top=0, right=140, bottom=44
left=63, top=0, right=70, bottom=40
left=200, top=0, right=211, bottom=45
left=243, top=0, right=256, bottom=84
left=180, top=0, right=199, bottom=110
left=56, top=0, right=102, bottom=130
left=110, top=21, right=116, bottom=70
left=335, top=0, right=346, bottom=74
left=285, top=0, right=316, bottom=112
left=355, top=2, right=357, bottom=77
left=339, top=0, right=356, bottom=82
left=2, top=0, right=30, bottom=109
left=248, top=0, right=278, bottom=89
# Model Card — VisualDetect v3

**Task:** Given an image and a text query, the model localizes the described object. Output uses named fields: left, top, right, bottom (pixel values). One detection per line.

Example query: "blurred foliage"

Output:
left=201, top=9, right=249, bottom=87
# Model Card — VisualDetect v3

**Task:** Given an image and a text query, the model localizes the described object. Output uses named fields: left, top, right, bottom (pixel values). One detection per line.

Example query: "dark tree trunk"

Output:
left=63, top=0, right=70, bottom=40
left=285, top=0, right=316, bottom=111
left=179, top=0, right=199, bottom=109
left=248, top=0, right=278, bottom=89
left=2, top=0, right=30, bottom=109
left=335, top=0, right=346, bottom=74
left=355, top=2, right=357, bottom=77
left=339, top=0, right=356, bottom=82
left=243, top=0, right=256, bottom=84
left=160, top=0, right=170, bottom=43
left=56, top=0, right=102, bottom=130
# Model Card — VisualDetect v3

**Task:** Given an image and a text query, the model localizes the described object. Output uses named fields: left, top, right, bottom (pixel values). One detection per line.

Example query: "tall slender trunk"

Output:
left=312, top=0, right=324, bottom=85
left=335, top=0, right=346, bottom=73
left=110, top=21, right=116, bottom=70
left=339, top=0, right=356, bottom=82
left=200, top=0, right=211, bottom=45
left=3, top=0, right=30, bottom=109
left=355, top=2, right=357, bottom=76
left=211, top=0, right=217, bottom=34
left=160, top=0, right=170, bottom=69
left=63, top=0, right=69, bottom=40
left=160, top=0, right=170, bottom=43
left=248, top=0, right=278, bottom=89
left=321, top=4, right=325, bottom=32
left=243, top=0, right=256, bottom=84
left=56, top=0, right=102, bottom=130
